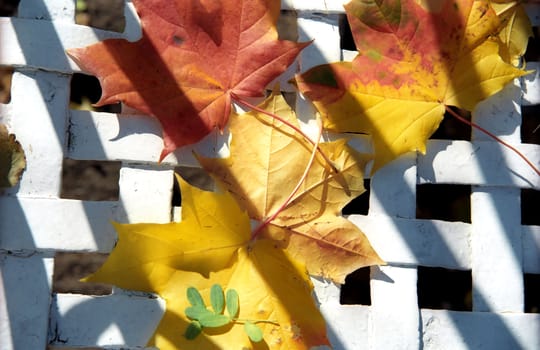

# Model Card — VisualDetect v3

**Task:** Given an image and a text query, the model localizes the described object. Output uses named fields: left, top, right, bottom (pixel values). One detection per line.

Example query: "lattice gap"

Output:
left=417, top=266, right=472, bottom=311
left=278, top=10, right=298, bottom=42
left=521, top=105, right=540, bottom=145
left=416, top=184, right=472, bottom=223
left=173, top=166, right=214, bottom=205
left=524, top=26, right=540, bottom=62
left=60, top=159, right=121, bottom=201
left=342, top=179, right=370, bottom=215
left=524, top=273, right=540, bottom=313
left=340, top=266, right=371, bottom=306
left=521, top=188, right=540, bottom=225
left=0, top=0, right=13, bottom=105
left=0, top=0, right=19, bottom=17
left=432, top=108, right=472, bottom=141
left=53, top=252, right=111, bottom=295
left=74, top=0, right=125, bottom=33
left=339, top=13, right=355, bottom=51
left=0, top=67, right=13, bottom=104
left=0, top=0, right=14, bottom=105
left=69, top=73, right=121, bottom=113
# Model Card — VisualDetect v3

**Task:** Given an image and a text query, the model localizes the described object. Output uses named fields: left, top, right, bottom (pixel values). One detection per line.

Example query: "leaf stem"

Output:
left=250, top=118, right=323, bottom=240
left=233, top=318, right=280, bottom=326
left=230, top=92, right=338, bottom=173
left=445, top=106, right=540, bottom=176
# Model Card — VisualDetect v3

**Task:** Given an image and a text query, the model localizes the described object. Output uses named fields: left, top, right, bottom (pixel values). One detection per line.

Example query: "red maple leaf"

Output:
left=68, top=0, right=308, bottom=160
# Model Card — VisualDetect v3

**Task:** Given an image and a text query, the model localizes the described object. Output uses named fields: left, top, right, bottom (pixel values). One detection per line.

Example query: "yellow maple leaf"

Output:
left=198, top=91, right=383, bottom=284
left=294, top=0, right=530, bottom=171
left=490, top=0, right=533, bottom=65
left=85, top=177, right=329, bottom=349
left=151, top=240, right=329, bottom=350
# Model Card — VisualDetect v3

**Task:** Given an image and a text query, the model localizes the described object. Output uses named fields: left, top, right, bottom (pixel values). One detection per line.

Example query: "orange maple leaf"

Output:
left=68, top=0, right=308, bottom=160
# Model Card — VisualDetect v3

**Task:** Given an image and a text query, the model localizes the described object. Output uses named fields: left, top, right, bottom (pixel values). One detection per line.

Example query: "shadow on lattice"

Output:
left=520, top=24, right=540, bottom=315
left=53, top=8, right=280, bottom=299
left=336, top=15, right=540, bottom=316
left=338, top=14, right=474, bottom=312
left=50, top=0, right=540, bottom=329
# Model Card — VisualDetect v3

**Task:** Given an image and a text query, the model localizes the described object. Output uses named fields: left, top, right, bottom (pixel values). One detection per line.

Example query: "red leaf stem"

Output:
left=250, top=118, right=323, bottom=240
left=231, top=93, right=338, bottom=173
left=445, top=106, right=540, bottom=176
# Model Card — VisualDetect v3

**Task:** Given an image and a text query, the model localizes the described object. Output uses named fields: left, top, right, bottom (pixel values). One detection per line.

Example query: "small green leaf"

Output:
left=198, top=313, right=231, bottom=328
left=185, top=306, right=214, bottom=320
left=184, top=321, right=202, bottom=340
left=210, top=284, right=225, bottom=314
left=226, top=289, right=239, bottom=318
left=244, top=321, right=264, bottom=342
left=187, top=286, right=205, bottom=307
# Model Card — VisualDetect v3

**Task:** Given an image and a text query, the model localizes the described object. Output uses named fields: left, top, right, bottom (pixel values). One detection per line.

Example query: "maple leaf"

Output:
left=293, top=0, right=530, bottom=171
left=197, top=91, right=383, bottom=284
left=0, top=124, right=26, bottom=188
left=490, top=0, right=533, bottom=65
left=67, top=0, right=308, bottom=160
left=85, top=176, right=250, bottom=290
left=85, top=176, right=329, bottom=350
left=151, top=241, right=329, bottom=350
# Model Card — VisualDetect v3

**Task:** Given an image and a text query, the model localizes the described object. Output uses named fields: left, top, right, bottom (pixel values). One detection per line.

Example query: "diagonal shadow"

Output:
left=52, top=1, right=316, bottom=348
left=1, top=2, right=71, bottom=348
left=2, top=0, right=165, bottom=348
left=51, top=0, right=263, bottom=348
left=294, top=0, right=531, bottom=348
left=367, top=158, right=525, bottom=349
left=0, top=201, right=52, bottom=349
left=374, top=1, right=527, bottom=348
left=48, top=3, right=194, bottom=348
left=421, top=0, right=529, bottom=318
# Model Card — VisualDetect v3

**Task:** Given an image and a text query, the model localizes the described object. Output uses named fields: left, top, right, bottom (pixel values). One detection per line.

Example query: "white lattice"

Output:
left=0, top=1, right=539, bottom=349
